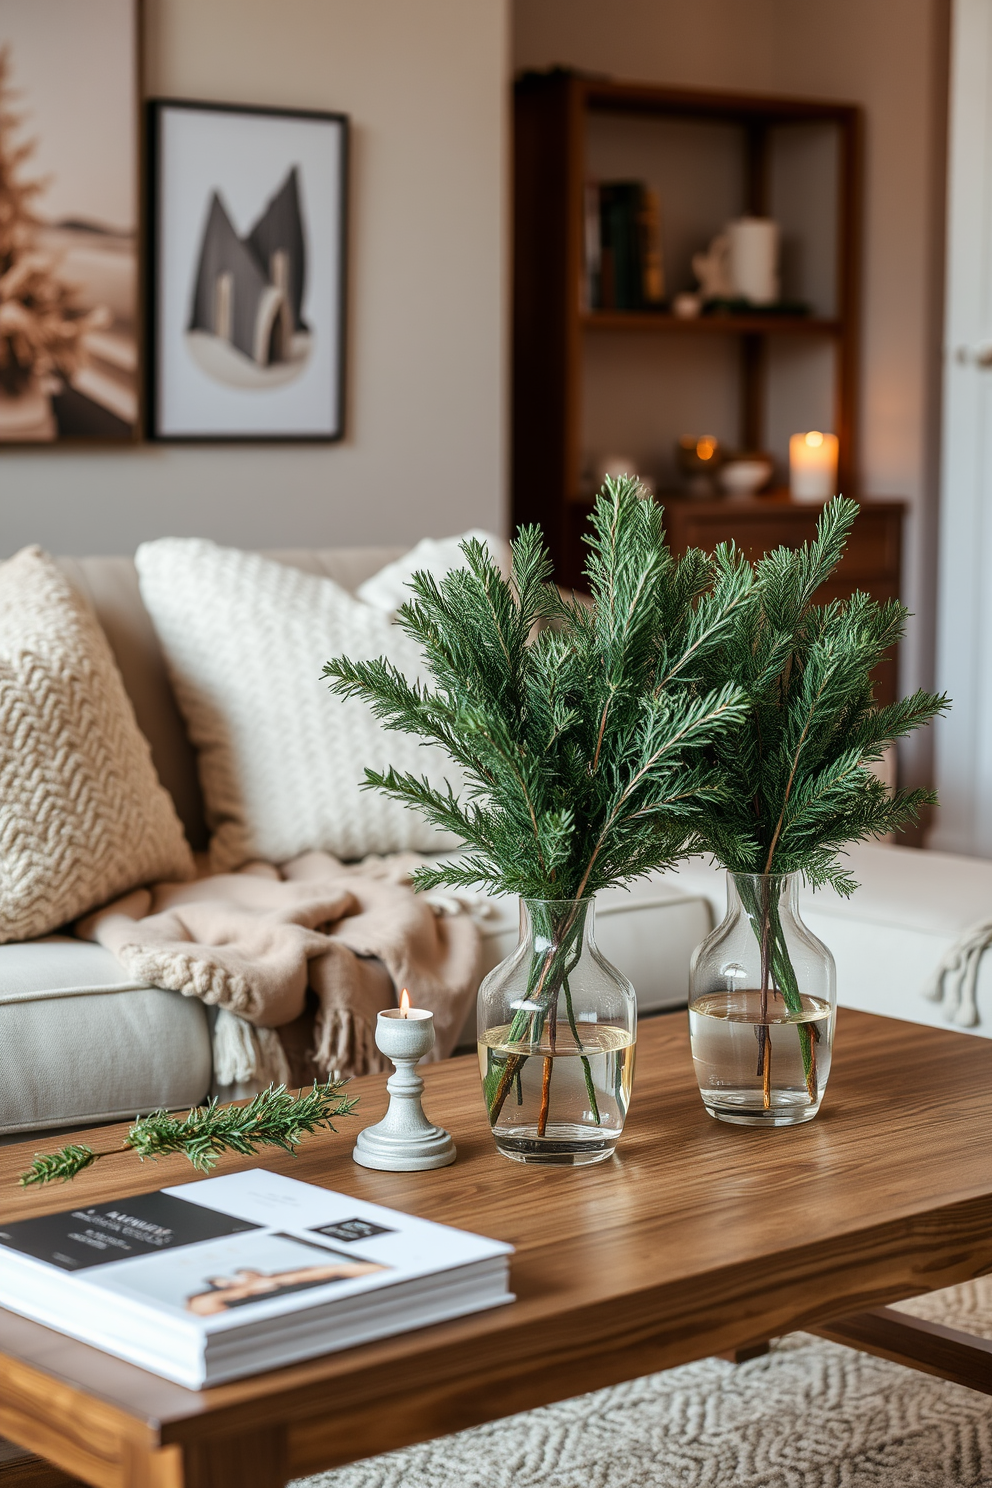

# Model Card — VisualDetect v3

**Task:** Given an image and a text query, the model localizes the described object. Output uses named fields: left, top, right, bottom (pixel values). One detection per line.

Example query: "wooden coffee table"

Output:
left=0, top=1008, right=990, bottom=1488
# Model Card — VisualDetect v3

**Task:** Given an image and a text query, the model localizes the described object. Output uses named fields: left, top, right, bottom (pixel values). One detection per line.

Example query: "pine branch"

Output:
left=18, top=1082, right=358, bottom=1187
left=325, top=479, right=751, bottom=903
left=691, top=497, right=949, bottom=891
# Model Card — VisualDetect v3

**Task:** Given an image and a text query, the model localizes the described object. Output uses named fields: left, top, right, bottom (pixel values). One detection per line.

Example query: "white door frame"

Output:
left=933, top=0, right=992, bottom=854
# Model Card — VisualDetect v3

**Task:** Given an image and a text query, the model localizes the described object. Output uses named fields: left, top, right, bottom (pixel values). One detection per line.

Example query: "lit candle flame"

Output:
left=399, top=988, right=411, bottom=1018
left=805, top=430, right=824, bottom=448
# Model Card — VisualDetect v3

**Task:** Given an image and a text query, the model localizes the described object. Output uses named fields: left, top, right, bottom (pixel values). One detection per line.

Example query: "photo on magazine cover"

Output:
left=92, top=1230, right=390, bottom=1318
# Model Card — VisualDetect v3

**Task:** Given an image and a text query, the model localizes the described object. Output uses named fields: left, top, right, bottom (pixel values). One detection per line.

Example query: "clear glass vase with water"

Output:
left=689, top=872, right=836, bottom=1126
left=477, top=897, right=636, bottom=1164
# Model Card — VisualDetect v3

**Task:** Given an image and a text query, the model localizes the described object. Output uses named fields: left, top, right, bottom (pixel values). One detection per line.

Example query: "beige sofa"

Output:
left=0, top=547, right=714, bottom=1137
left=3, top=545, right=989, bottom=1139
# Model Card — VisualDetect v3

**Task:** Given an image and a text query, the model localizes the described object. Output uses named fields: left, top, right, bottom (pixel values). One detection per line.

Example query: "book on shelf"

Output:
left=586, top=180, right=665, bottom=312
left=0, top=1168, right=514, bottom=1388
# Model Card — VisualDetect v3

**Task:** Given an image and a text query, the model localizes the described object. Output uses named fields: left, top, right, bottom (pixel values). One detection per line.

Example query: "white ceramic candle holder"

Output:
left=352, top=1008, right=457, bottom=1171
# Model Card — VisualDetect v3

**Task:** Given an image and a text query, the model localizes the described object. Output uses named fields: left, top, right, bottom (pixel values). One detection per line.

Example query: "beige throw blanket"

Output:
left=77, top=851, right=481, bottom=1089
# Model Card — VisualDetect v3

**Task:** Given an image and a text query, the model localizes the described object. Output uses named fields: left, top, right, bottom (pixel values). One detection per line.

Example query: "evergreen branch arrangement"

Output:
left=324, top=480, right=750, bottom=905
left=688, top=495, right=948, bottom=1100
left=18, top=1081, right=358, bottom=1187
left=691, top=495, right=945, bottom=887
left=325, top=479, right=752, bottom=1126
left=324, top=484, right=947, bottom=1129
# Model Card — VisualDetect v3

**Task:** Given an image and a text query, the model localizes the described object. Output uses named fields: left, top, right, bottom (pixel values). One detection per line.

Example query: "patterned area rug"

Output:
left=295, top=1280, right=992, bottom=1488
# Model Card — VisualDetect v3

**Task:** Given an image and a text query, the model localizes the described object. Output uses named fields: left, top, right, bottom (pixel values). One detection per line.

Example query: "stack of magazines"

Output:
left=0, top=1168, right=514, bottom=1388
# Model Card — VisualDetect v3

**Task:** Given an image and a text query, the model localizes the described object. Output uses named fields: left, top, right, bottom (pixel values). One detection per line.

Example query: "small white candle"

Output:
left=789, top=431, right=839, bottom=502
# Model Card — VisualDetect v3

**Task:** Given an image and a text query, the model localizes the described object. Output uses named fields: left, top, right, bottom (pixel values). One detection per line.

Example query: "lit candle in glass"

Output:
left=789, top=431, right=839, bottom=502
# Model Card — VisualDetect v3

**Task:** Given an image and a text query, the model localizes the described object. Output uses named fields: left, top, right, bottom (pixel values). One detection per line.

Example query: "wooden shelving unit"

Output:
left=579, top=312, right=843, bottom=337
left=512, top=69, right=868, bottom=580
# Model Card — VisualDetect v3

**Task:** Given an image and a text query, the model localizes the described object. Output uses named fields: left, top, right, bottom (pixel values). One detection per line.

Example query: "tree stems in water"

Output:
left=485, top=901, right=601, bottom=1130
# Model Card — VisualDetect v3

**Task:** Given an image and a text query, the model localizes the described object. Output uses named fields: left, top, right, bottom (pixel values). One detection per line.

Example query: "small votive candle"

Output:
left=789, top=431, right=839, bottom=501
left=352, top=988, right=456, bottom=1171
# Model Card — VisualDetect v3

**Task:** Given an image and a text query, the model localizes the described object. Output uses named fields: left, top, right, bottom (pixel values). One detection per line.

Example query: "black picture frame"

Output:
left=147, top=98, right=348, bottom=443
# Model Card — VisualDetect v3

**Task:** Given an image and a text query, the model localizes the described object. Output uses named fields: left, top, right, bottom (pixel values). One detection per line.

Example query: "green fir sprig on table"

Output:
left=18, top=1081, right=358, bottom=1187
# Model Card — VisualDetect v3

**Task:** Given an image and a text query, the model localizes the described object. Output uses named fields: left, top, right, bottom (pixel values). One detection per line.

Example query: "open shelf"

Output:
left=580, top=312, right=844, bottom=337
left=512, top=68, right=875, bottom=602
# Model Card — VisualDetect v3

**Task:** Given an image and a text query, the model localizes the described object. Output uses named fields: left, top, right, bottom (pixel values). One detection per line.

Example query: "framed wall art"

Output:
left=0, top=0, right=139, bottom=443
left=148, top=100, right=348, bottom=442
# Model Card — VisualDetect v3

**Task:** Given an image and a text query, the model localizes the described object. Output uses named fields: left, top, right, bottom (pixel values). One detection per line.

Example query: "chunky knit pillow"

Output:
left=135, top=539, right=464, bottom=870
left=0, top=548, right=195, bottom=942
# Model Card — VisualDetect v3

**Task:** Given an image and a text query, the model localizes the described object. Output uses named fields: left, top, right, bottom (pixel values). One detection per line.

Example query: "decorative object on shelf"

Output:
left=790, top=430, right=840, bottom=500
left=352, top=990, right=457, bottom=1171
left=325, top=480, right=751, bottom=1164
left=148, top=99, right=348, bottom=441
left=677, top=433, right=724, bottom=494
left=672, top=291, right=702, bottom=319
left=691, top=230, right=734, bottom=301
left=585, top=179, right=665, bottom=311
left=478, top=897, right=635, bottom=1164
left=18, top=1081, right=358, bottom=1186
left=726, top=217, right=780, bottom=305
left=0, top=0, right=139, bottom=443
left=686, top=497, right=947, bottom=1125
left=691, top=218, right=780, bottom=308
left=718, top=454, right=774, bottom=497
left=690, top=872, right=835, bottom=1125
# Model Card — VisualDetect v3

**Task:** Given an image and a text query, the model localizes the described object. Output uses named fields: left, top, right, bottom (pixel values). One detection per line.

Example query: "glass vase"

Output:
left=688, top=872, right=836, bottom=1126
left=477, top=897, right=636, bottom=1165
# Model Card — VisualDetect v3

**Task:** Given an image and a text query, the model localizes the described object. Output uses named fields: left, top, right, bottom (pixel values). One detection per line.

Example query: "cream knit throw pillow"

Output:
left=0, top=547, right=194, bottom=943
left=135, top=539, right=464, bottom=870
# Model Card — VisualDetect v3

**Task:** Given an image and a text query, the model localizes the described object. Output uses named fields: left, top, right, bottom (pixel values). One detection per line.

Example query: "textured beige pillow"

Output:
left=0, top=548, right=195, bottom=943
left=135, top=538, right=465, bottom=870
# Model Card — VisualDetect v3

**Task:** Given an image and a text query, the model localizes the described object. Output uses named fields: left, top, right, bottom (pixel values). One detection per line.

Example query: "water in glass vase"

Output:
left=689, top=989, right=833, bottom=1126
left=478, top=1023, right=635, bottom=1165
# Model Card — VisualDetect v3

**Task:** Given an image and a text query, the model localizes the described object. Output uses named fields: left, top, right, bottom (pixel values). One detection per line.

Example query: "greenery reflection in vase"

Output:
left=687, top=498, right=946, bottom=1125
left=325, top=479, right=753, bottom=1162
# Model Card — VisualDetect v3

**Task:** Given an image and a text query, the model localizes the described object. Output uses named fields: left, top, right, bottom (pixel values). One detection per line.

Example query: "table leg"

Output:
left=815, top=1307, right=992, bottom=1395
left=170, top=1427, right=288, bottom=1488
left=718, top=1342, right=770, bottom=1364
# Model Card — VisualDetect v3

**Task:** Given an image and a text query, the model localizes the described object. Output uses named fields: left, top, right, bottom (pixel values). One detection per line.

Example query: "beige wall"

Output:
left=515, top=0, right=950, bottom=793
left=0, top=0, right=508, bottom=556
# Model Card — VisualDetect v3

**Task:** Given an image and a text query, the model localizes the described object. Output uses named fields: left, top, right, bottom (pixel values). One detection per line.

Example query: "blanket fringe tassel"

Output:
left=921, top=916, right=992, bottom=1028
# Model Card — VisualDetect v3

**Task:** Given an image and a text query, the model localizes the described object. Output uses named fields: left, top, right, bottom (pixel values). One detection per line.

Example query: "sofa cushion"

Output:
left=0, top=548, right=195, bottom=943
left=662, top=844, right=992, bottom=1037
left=356, top=531, right=511, bottom=614
left=135, top=538, right=467, bottom=870
left=56, top=554, right=211, bottom=852
left=0, top=937, right=212, bottom=1134
left=57, top=548, right=410, bottom=853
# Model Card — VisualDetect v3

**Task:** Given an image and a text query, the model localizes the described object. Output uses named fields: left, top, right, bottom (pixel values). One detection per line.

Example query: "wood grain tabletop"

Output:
left=0, top=1007, right=989, bottom=1488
